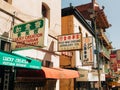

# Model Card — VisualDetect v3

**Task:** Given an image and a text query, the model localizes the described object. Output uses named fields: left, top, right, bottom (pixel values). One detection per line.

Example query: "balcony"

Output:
left=98, top=29, right=112, bottom=49
left=99, top=45, right=111, bottom=60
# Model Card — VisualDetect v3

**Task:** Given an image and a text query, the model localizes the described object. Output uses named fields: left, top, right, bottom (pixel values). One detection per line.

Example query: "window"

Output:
left=42, top=5, right=47, bottom=17
left=85, top=33, right=88, bottom=37
left=4, top=0, right=12, bottom=4
left=79, top=26, right=82, bottom=33
left=42, top=3, right=50, bottom=20
left=0, top=40, right=11, bottom=52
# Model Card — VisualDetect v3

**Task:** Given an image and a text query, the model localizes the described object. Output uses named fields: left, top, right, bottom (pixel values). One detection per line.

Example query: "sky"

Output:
left=62, top=0, right=120, bottom=50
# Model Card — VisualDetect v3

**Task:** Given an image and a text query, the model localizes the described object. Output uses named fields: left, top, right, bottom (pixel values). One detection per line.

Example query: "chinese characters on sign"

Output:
left=58, top=33, right=82, bottom=51
left=82, top=37, right=93, bottom=66
left=11, top=18, right=48, bottom=50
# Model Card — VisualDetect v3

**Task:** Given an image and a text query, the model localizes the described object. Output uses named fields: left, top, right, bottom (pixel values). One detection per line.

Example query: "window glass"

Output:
left=4, top=0, right=12, bottom=4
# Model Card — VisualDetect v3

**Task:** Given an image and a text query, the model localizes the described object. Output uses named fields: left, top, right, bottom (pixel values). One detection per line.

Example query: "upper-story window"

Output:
left=79, top=26, right=82, bottom=33
left=42, top=5, right=47, bottom=17
left=85, top=33, right=88, bottom=37
left=42, top=3, right=50, bottom=20
left=0, top=39, right=11, bottom=52
left=4, top=0, right=12, bottom=4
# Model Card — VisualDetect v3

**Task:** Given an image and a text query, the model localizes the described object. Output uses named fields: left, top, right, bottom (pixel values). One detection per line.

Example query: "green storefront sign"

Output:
left=13, top=19, right=44, bottom=37
left=11, top=18, right=48, bottom=50
left=0, top=51, right=41, bottom=69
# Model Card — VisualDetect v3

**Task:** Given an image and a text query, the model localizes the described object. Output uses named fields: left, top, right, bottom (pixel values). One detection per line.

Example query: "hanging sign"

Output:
left=11, top=18, right=48, bottom=50
left=58, top=33, right=82, bottom=51
left=82, top=36, right=94, bottom=66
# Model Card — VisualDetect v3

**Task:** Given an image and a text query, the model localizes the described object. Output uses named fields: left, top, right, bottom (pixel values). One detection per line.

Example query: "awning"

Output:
left=16, top=67, right=79, bottom=80
left=42, top=67, right=79, bottom=79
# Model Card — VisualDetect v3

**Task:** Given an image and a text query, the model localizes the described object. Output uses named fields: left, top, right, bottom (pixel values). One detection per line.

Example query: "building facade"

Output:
left=0, top=0, right=63, bottom=90
left=109, top=49, right=120, bottom=89
left=61, top=6, right=98, bottom=90
left=0, top=0, right=80, bottom=90
left=61, top=0, right=112, bottom=90
left=76, top=1, right=112, bottom=90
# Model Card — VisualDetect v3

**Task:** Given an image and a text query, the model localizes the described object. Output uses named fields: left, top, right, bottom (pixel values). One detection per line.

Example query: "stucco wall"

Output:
left=0, top=0, right=61, bottom=90
left=12, top=0, right=61, bottom=36
left=73, top=16, right=96, bottom=69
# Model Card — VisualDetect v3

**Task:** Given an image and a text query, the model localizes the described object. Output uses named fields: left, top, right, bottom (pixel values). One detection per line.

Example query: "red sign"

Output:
left=110, top=54, right=116, bottom=58
left=110, top=54, right=117, bottom=72
left=117, top=60, right=120, bottom=68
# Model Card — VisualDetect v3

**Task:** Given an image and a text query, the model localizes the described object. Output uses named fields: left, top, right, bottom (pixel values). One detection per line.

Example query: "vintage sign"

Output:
left=58, top=33, right=82, bottom=51
left=11, top=18, right=48, bottom=50
left=0, top=51, right=41, bottom=69
left=88, top=71, right=105, bottom=81
left=76, top=70, right=105, bottom=81
left=110, top=54, right=117, bottom=72
left=82, top=36, right=94, bottom=66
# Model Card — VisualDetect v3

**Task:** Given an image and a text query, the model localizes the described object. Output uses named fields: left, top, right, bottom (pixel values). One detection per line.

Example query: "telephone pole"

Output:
left=91, top=0, right=101, bottom=90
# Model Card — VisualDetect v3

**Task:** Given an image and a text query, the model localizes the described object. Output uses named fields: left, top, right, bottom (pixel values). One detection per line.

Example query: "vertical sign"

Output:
left=11, top=18, right=48, bottom=50
left=110, top=54, right=117, bottom=72
left=82, top=36, right=93, bottom=66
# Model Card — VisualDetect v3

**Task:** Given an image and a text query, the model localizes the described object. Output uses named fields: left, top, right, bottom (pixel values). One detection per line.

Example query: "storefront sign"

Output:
left=110, top=54, right=117, bottom=72
left=58, top=33, right=82, bottom=51
left=11, top=18, right=48, bottom=50
left=76, top=70, right=105, bottom=81
left=0, top=51, right=41, bottom=69
left=88, top=71, right=105, bottom=81
left=76, top=70, right=88, bottom=81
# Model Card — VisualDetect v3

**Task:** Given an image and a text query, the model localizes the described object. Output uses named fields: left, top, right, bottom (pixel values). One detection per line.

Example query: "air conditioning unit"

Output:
left=42, top=60, right=53, bottom=67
